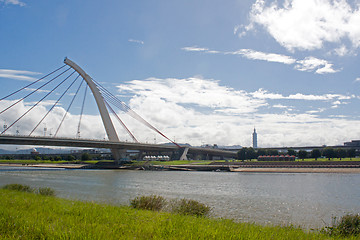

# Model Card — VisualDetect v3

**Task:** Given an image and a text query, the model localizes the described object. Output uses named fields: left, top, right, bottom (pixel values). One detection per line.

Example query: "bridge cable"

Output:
left=1, top=70, right=76, bottom=135
left=92, top=80, right=180, bottom=147
left=0, top=67, right=71, bottom=115
left=28, top=74, right=81, bottom=136
left=104, top=100, right=139, bottom=143
left=54, top=78, right=85, bottom=137
left=76, top=84, right=88, bottom=139
left=0, top=65, right=67, bottom=102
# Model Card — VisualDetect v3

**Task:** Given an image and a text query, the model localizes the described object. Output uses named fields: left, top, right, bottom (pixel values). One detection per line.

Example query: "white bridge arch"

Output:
left=64, top=58, right=123, bottom=161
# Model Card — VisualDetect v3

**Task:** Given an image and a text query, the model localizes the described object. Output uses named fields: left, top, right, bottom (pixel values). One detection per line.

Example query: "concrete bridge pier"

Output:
left=179, top=147, right=189, bottom=161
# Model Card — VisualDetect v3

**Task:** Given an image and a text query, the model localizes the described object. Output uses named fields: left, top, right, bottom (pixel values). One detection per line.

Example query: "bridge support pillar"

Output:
left=179, top=147, right=189, bottom=161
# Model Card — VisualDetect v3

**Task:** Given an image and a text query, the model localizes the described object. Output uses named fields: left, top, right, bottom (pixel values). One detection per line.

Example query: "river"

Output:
left=1, top=166, right=359, bottom=229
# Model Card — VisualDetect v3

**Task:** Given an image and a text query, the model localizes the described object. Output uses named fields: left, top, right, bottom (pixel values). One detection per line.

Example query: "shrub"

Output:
left=2, top=184, right=33, bottom=193
left=323, top=214, right=360, bottom=237
left=130, top=195, right=166, bottom=211
left=37, top=187, right=56, bottom=196
left=171, top=198, right=211, bottom=217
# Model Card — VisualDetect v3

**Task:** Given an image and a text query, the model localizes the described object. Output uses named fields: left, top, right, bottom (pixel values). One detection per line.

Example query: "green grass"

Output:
left=0, top=159, right=100, bottom=164
left=0, top=189, right=355, bottom=239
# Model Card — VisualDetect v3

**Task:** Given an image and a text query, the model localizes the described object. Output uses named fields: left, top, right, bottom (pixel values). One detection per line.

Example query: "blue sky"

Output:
left=1, top=0, right=360, bottom=147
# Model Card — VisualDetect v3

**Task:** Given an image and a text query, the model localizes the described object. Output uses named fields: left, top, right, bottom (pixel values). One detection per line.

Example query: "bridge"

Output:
left=0, top=58, right=237, bottom=162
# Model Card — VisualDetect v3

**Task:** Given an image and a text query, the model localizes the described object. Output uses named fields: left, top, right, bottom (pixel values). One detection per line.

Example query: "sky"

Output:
left=1, top=0, right=360, bottom=148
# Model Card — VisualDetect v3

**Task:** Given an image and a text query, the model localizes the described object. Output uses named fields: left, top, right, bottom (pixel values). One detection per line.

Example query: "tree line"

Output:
left=237, top=147, right=357, bottom=161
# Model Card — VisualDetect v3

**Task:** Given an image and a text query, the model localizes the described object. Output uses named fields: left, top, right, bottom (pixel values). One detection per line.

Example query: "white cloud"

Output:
left=0, top=69, right=41, bottom=81
left=251, top=88, right=351, bottom=101
left=244, top=0, right=360, bottom=52
left=273, top=104, right=289, bottom=109
left=333, top=45, right=350, bottom=56
left=128, top=39, right=144, bottom=45
left=181, top=46, right=209, bottom=52
left=0, top=0, right=25, bottom=6
left=294, top=57, right=339, bottom=74
left=182, top=46, right=338, bottom=74
left=355, top=77, right=360, bottom=82
left=118, top=77, right=267, bottom=114
left=228, top=49, right=296, bottom=64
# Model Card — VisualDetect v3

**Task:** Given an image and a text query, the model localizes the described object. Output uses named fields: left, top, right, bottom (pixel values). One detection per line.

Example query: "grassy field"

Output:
left=0, top=189, right=356, bottom=239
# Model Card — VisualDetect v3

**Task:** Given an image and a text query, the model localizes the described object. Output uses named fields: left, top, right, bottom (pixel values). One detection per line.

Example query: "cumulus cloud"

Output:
left=1, top=76, right=359, bottom=147
left=115, top=77, right=359, bottom=147
left=0, top=0, right=25, bottom=6
left=244, top=0, right=360, bottom=52
left=182, top=46, right=338, bottom=74
left=0, top=69, right=41, bottom=81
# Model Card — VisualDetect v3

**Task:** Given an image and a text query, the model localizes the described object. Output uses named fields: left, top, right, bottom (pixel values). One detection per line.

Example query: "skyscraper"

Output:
left=252, top=128, right=257, bottom=148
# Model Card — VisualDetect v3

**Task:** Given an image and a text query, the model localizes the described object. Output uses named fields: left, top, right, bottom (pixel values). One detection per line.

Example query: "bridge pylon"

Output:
left=64, top=58, right=124, bottom=163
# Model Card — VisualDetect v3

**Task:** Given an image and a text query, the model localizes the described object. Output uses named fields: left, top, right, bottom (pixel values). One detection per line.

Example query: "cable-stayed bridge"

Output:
left=0, top=58, right=237, bottom=163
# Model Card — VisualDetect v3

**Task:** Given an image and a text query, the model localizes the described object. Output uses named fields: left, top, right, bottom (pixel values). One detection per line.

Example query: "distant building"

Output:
left=344, top=140, right=360, bottom=147
left=252, top=128, right=257, bottom=148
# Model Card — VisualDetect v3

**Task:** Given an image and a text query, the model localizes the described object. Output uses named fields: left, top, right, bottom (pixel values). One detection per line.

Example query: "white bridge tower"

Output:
left=64, top=58, right=123, bottom=162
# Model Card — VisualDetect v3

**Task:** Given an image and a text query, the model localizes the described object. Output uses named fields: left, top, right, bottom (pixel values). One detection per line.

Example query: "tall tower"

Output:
left=252, top=128, right=257, bottom=148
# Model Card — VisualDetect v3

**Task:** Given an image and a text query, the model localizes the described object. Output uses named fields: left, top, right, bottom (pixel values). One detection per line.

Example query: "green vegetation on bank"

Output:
left=0, top=188, right=357, bottom=239
left=237, top=147, right=359, bottom=161
left=0, top=159, right=104, bottom=164
left=130, top=195, right=211, bottom=217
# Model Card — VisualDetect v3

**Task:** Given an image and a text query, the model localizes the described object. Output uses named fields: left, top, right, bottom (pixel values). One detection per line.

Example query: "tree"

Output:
left=311, top=149, right=321, bottom=160
left=257, top=149, right=267, bottom=156
left=287, top=149, right=296, bottom=156
left=268, top=149, right=279, bottom=156
left=336, top=148, right=347, bottom=160
left=237, top=148, right=246, bottom=160
left=247, top=147, right=257, bottom=160
left=237, top=147, right=257, bottom=161
left=347, top=149, right=356, bottom=160
left=67, top=155, right=76, bottom=161
left=323, top=147, right=335, bottom=160
left=298, top=150, right=307, bottom=160
left=81, top=153, right=92, bottom=161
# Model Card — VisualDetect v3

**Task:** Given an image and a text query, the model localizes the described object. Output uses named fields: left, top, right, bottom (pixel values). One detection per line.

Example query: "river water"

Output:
left=1, top=166, right=359, bottom=229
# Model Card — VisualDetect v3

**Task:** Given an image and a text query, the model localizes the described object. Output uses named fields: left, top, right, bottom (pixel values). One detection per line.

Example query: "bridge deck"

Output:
left=0, top=135, right=237, bottom=158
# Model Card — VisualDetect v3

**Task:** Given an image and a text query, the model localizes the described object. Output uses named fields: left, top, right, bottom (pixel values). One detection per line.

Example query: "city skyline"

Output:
left=1, top=0, right=360, bottom=147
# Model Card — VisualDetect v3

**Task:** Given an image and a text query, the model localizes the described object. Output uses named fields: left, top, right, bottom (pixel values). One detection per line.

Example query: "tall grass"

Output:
left=130, top=195, right=166, bottom=211
left=322, top=214, right=360, bottom=237
left=2, top=184, right=55, bottom=196
left=2, top=183, right=33, bottom=192
left=170, top=198, right=211, bottom=217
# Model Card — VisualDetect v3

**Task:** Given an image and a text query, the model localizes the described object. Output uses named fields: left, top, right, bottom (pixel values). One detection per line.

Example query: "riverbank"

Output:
left=0, top=189, right=345, bottom=239
left=2, top=161, right=360, bottom=173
